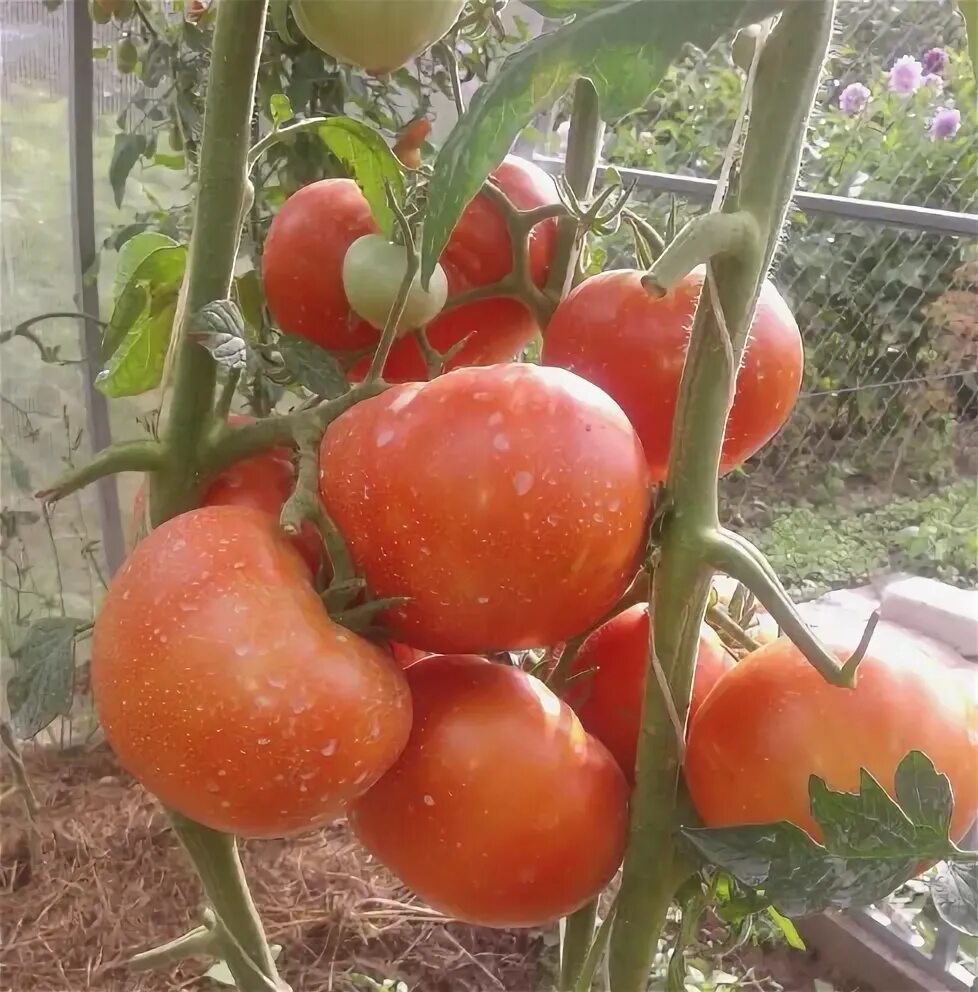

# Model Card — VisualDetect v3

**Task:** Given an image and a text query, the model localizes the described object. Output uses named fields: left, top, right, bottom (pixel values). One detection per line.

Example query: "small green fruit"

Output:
left=291, top=0, right=466, bottom=75
left=342, top=234, right=449, bottom=335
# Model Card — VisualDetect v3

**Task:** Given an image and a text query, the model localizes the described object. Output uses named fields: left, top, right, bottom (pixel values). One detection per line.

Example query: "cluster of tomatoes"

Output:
left=92, top=157, right=977, bottom=930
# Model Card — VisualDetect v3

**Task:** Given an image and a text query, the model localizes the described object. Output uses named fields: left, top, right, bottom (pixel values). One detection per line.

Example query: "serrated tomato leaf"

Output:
left=318, top=118, right=404, bottom=237
left=7, top=617, right=87, bottom=739
left=931, top=861, right=978, bottom=936
left=420, top=0, right=783, bottom=281
left=188, top=299, right=248, bottom=372
left=278, top=337, right=350, bottom=398
left=683, top=750, right=975, bottom=918
left=97, top=245, right=187, bottom=397
left=682, top=822, right=915, bottom=917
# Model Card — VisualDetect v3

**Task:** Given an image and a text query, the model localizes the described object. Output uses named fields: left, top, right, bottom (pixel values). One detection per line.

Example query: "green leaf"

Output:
left=112, top=232, right=179, bottom=303
left=931, top=861, right=978, bottom=936
left=767, top=907, right=806, bottom=950
left=109, top=132, right=149, bottom=209
left=93, top=45, right=111, bottom=59
left=956, top=0, right=978, bottom=81
left=233, top=270, right=265, bottom=343
left=97, top=245, right=187, bottom=397
left=894, top=750, right=954, bottom=844
left=4, top=447, right=33, bottom=493
left=269, top=92, right=294, bottom=126
left=683, top=751, right=973, bottom=918
left=683, top=821, right=914, bottom=917
left=420, top=0, right=781, bottom=281
left=7, top=617, right=86, bottom=739
left=153, top=151, right=186, bottom=170
left=188, top=300, right=248, bottom=372
left=521, top=0, right=600, bottom=17
left=277, top=337, right=350, bottom=398
left=318, top=118, right=405, bottom=237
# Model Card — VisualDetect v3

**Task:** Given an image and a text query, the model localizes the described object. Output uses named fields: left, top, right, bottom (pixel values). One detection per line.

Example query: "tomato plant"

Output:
left=130, top=416, right=324, bottom=575
left=565, top=603, right=733, bottom=783
left=685, top=637, right=978, bottom=843
left=92, top=505, right=412, bottom=838
left=319, top=363, right=652, bottom=652
left=351, top=654, right=629, bottom=927
left=292, top=0, right=466, bottom=75
left=541, top=267, right=804, bottom=482
left=262, top=156, right=560, bottom=382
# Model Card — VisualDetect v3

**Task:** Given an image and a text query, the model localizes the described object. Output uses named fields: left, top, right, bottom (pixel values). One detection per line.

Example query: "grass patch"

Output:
left=744, top=481, right=978, bottom=598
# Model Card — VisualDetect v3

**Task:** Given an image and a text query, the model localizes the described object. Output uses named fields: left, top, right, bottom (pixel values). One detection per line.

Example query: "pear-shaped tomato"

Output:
left=292, top=0, right=465, bottom=75
left=93, top=506, right=412, bottom=838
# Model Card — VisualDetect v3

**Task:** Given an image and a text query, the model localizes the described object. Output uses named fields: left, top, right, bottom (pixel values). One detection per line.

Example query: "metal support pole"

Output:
left=532, top=155, right=978, bottom=238
left=68, top=0, right=126, bottom=576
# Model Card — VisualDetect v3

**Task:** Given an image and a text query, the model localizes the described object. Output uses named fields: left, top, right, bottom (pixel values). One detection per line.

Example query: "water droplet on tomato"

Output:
left=512, top=471, right=534, bottom=496
left=493, top=434, right=510, bottom=452
left=423, top=794, right=435, bottom=806
left=376, top=428, right=395, bottom=447
left=320, top=740, right=337, bottom=756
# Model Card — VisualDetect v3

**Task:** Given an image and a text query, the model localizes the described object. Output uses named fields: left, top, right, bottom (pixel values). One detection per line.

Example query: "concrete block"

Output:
left=880, top=577, right=978, bottom=659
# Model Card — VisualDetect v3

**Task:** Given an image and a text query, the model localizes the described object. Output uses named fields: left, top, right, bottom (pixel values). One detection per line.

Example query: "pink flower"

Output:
left=922, top=48, right=949, bottom=76
left=923, top=73, right=944, bottom=95
left=839, top=82, right=871, bottom=115
left=929, top=107, right=961, bottom=140
left=888, top=55, right=923, bottom=95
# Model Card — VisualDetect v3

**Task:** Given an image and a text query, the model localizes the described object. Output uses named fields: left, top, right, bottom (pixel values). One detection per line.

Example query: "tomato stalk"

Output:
left=606, top=6, right=840, bottom=992
left=546, top=78, right=605, bottom=300
left=115, top=1, right=286, bottom=988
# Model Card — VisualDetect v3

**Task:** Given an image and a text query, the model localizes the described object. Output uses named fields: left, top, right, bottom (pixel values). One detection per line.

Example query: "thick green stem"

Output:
left=546, top=78, right=605, bottom=301
left=135, top=2, right=282, bottom=989
left=37, top=440, right=164, bottom=503
left=150, top=0, right=267, bottom=524
left=607, top=6, right=837, bottom=991
left=560, top=901, right=598, bottom=991
left=169, top=814, right=284, bottom=991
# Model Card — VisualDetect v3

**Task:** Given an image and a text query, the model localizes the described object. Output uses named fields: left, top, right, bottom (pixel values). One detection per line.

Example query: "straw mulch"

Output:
left=1, top=746, right=549, bottom=992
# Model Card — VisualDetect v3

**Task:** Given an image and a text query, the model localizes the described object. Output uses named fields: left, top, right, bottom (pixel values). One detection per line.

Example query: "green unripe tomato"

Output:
left=89, top=0, right=112, bottom=24
left=342, top=234, right=449, bottom=335
left=112, top=0, right=135, bottom=20
left=291, top=0, right=466, bottom=75
left=116, top=37, right=138, bottom=74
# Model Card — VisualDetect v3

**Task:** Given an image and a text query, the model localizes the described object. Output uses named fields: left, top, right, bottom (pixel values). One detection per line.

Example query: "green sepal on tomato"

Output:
left=92, top=506, right=412, bottom=838
left=319, top=362, right=652, bottom=653
left=351, top=654, right=629, bottom=928
left=542, top=267, right=804, bottom=483
left=261, top=156, right=560, bottom=383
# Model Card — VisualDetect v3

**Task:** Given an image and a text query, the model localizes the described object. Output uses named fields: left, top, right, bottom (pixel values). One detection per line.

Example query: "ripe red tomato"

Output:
left=128, top=415, right=323, bottom=575
left=93, top=506, right=412, bottom=838
left=351, top=654, right=629, bottom=927
left=262, top=157, right=559, bottom=382
left=565, top=604, right=733, bottom=783
left=319, top=364, right=652, bottom=652
left=685, top=637, right=978, bottom=844
left=541, top=268, right=803, bottom=483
